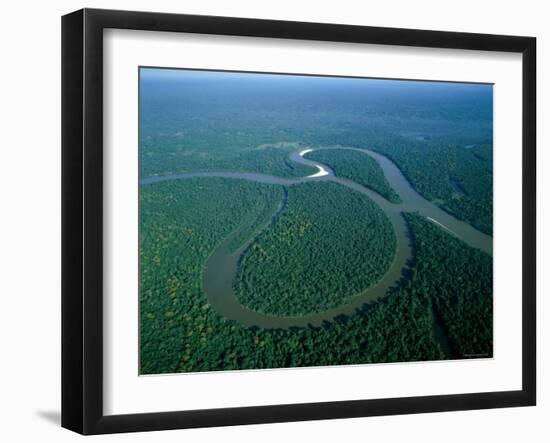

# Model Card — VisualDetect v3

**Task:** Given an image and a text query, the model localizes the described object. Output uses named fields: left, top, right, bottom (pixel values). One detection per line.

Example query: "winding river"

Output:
left=140, top=147, right=492, bottom=328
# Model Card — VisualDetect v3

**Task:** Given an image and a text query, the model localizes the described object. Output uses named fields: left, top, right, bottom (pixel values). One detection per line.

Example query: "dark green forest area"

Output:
left=140, top=178, right=492, bottom=374
left=235, top=182, right=396, bottom=316
left=403, top=213, right=492, bottom=357
left=139, top=178, right=281, bottom=372
left=304, top=149, right=402, bottom=203
left=140, top=74, right=493, bottom=233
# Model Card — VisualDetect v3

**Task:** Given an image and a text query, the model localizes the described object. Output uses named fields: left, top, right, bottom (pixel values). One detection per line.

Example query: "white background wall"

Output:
left=0, top=0, right=546, bottom=441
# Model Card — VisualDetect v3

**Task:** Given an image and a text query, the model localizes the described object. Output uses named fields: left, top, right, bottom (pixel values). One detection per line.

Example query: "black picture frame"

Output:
left=62, top=8, right=536, bottom=435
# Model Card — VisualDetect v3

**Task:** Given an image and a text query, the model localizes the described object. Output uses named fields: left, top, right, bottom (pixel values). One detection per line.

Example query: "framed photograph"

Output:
left=61, top=8, right=536, bottom=435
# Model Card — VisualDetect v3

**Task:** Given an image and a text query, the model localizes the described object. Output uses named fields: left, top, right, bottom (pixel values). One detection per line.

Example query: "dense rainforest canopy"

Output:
left=235, top=181, right=396, bottom=316
left=139, top=178, right=492, bottom=374
left=139, top=69, right=493, bottom=374
left=140, top=71, right=493, bottom=232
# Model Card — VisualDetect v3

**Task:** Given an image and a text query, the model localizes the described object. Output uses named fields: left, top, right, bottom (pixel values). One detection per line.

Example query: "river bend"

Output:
left=140, top=147, right=492, bottom=328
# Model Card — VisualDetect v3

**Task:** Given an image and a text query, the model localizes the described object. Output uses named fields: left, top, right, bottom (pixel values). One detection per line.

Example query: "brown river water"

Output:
left=140, top=147, right=492, bottom=328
